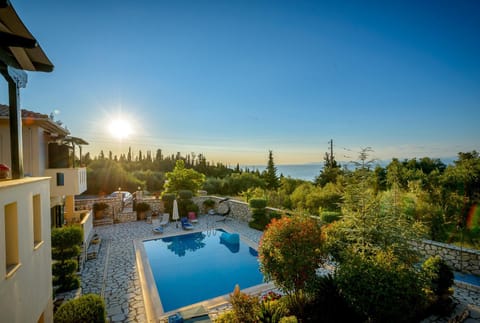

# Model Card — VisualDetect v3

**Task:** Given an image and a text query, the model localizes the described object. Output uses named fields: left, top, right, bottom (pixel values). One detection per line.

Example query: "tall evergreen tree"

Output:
left=265, top=150, right=279, bottom=190
left=315, top=152, right=342, bottom=187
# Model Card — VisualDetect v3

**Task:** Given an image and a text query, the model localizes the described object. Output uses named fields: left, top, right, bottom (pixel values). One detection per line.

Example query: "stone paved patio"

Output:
left=81, top=215, right=263, bottom=322
left=80, top=215, right=480, bottom=323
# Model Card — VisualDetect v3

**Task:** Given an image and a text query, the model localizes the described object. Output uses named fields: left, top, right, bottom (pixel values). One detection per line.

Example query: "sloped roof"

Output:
left=0, top=104, right=69, bottom=136
left=0, top=1, right=53, bottom=72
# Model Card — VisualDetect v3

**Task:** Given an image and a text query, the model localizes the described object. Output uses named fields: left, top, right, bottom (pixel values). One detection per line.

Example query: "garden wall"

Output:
left=416, top=240, right=480, bottom=276
left=193, top=196, right=282, bottom=222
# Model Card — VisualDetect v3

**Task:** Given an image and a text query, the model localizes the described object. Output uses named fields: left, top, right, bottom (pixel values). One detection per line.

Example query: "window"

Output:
left=33, top=194, right=42, bottom=248
left=5, top=202, right=20, bottom=276
left=56, top=172, right=64, bottom=186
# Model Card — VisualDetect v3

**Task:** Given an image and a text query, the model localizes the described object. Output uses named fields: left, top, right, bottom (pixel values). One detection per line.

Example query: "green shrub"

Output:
left=268, top=210, right=282, bottom=220
left=186, top=202, right=199, bottom=213
left=249, top=198, right=269, bottom=230
left=250, top=198, right=267, bottom=209
left=320, top=211, right=341, bottom=223
left=257, top=299, right=288, bottom=323
left=422, top=256, right=454, bottom=296
left=304, top=274, right=362, bottom=322
left=230, top=284, right=259, bottom=323
left=52, top=260, right=78, bottom=278
left=178, top=189, right=193, bottom=199
left=54, top=294, right=106, bottom=323
left=162, top=193, right=176, bottom=201
left=279, top=316, right=298, bottom=323
left=335, top=251, right=427, bottom=323
left=258, top=216, right=324, bottom=297
left=51, top=226, right=83, bottom=294
left=421, top=256, right=454, bottom=315
left=214, top=311, right=236, bottom=323
left=162, top=193, right=176, bottom=214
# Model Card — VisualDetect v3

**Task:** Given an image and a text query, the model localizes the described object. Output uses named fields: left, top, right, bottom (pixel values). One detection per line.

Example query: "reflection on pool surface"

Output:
left=143, top=229, right=264, bottom=312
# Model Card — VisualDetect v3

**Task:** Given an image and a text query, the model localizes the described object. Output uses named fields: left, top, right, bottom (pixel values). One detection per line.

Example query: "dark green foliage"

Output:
left=320, top=211, right=341, bottom=223
left=162, top=193, right=176, bottom=201
left=265, top=150, right=280, bottom=190
left=51, top=226, right=83, bottom=294
left=315, top=151, right=342, bottom=187
left=52, top=260, right=78, bottom=278
left=53, top=275, right=80, bottom=293
left=249, top=198, right=268, bottom=230
left=51, top=226, right=83, bottom=249
left=186, top=202, right=199, bottom=213
left=54, top=294, right=106, bottom=323
left=335, top=252, right=427, bottom=323
left=202, top=177, right=224, bottom=194
left=423, top=256, right=454, bottom=290
left=51, top=245, right=81, bottom=260
left=86, top=159, right=142, bottom=195
left=202, top=198, right=215, bottom=213
left=250, top=198, right=267, bottom=209
left=203, top=198, right=215, bottom=208
left=178, top=190, right=196, bottom=217
left=135, top=202, right=150, bottom=212
left=268, top=210, right=282, bottom=220
left=162, top=193, right=176, bottom=215
left=178, top=189, right=193, bottom=199
left=303, top=275, right=362, bottom=323
left=422, top=256, right=454, bottom=315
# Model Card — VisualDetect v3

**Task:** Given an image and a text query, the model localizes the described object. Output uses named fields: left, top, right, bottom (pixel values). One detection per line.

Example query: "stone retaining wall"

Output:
left=193, top=196, right=284, bottom=222
left=416, top=240, right=480, bottom=275
left=78, top=195, right=479, bottom=276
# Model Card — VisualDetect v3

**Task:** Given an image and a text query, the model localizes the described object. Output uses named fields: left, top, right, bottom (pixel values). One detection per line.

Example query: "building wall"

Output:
left=0, top=177, right=53, bottom=323
left=0, top=125, right=46, bottom=177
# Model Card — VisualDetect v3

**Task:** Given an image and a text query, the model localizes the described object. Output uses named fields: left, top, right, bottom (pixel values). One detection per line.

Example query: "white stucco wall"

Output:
left=0, top=177, right=53, bottom=323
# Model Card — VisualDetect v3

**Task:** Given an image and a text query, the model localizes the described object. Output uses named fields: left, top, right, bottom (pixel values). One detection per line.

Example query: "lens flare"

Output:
left=466, top=204, right=479, bottom=230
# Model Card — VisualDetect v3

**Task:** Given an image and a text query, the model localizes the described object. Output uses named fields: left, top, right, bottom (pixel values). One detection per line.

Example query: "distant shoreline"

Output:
left=243, top=157, right=456, bottom=181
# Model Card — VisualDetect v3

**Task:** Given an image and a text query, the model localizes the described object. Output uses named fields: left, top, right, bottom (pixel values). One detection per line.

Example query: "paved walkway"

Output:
left=80, top=216, right=480, bottom=323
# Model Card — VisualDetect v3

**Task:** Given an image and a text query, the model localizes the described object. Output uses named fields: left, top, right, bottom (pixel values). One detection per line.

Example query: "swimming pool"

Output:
left=143, top=229, right=264, bottom=312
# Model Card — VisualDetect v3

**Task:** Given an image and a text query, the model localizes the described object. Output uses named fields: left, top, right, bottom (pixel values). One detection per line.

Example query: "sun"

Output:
left=108, top=118, right=133, bottom=140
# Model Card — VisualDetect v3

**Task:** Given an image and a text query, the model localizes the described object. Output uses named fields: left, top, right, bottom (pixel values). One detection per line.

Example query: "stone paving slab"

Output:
left=79, top=215, right=480, bottom=323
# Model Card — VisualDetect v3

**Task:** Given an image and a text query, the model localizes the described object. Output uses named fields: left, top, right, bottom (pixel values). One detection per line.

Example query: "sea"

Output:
left=244, top=157, right=456, bottom=182
left=243, top=163, right=324, bottom=182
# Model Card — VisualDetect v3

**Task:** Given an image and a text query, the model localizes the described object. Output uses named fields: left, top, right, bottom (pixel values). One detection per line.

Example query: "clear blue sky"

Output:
left=4, top=0, right=479, bottom=165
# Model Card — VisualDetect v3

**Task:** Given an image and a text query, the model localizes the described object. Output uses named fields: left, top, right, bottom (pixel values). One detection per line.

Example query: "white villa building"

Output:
left=0, top=2, right=88, bottom=322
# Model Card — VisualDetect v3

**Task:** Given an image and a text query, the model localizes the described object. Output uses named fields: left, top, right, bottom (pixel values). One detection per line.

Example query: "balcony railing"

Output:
left=44, top=167, right=87, bottom=197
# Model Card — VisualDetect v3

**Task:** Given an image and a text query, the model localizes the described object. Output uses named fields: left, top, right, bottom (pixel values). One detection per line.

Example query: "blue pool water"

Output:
left=454, top=272, right=480, bottom=286
left=143, top=229, right=264, bottom=312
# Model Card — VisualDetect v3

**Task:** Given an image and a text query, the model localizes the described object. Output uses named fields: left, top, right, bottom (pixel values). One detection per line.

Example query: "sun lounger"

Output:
left=181, top=217, right=194, bottom=230
left=159, top=213, right=170, bottom=227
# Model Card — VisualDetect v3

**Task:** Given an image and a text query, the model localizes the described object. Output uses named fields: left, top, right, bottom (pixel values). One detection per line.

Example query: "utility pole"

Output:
left=329, top=139, right=334, bottom=160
